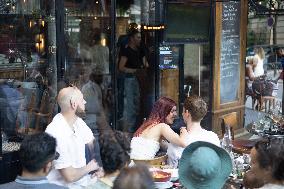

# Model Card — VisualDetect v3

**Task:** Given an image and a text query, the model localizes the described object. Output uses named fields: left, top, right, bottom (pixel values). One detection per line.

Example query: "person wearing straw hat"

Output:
left=178, top=141, right=232, bottom=189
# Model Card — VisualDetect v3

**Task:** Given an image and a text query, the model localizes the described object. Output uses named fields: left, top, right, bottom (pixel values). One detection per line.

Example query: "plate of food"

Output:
left=151, top=170, right=171, bottom=182
left=162, top=168, right=179, bottom=181
left=154, top=181, right=173, bottom=189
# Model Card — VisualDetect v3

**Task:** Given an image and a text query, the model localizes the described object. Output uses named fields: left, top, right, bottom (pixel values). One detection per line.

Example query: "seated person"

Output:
left=243, top=139, right=284, bottom=189
left=167, top=95, right=220, bottom=168
left=45, top=86, right=100, bottom=188
left=178, top=141, right=232, bottom=189
left=245, top=58, right=256, bottom=95
left=113, top=164, right=155, bottom=189
left=0, top=133, right=67, bottom=189
left=130, top=97, right=188, bottom=160
left=246, top=56, right=276, bottom=98
left=85, top=130, right=131, bottom=189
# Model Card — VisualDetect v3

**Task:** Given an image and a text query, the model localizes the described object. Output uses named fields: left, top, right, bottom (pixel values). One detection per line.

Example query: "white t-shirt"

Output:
left=45, top=113, right=94, bottom=188
left=258, top=184, right=284, bottom=189
left=167, top=128, right=220, bottom=168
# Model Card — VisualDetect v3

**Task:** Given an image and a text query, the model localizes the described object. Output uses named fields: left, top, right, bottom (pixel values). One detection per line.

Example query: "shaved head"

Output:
left=57, top=87, right=82, bottom=112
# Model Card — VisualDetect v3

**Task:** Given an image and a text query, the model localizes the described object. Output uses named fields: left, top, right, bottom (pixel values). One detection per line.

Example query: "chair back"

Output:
left=221, top=112, right=237, bottom=140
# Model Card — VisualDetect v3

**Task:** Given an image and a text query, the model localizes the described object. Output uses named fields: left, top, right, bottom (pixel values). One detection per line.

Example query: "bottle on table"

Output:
left=222, top=124, right=233, bottom=154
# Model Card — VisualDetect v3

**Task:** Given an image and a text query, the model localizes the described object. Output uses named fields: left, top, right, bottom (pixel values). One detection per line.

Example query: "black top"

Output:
left=121, top=46, right=145, bottom=69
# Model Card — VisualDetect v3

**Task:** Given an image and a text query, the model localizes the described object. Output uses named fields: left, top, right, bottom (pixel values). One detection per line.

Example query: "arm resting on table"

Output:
left=59, top=159, right=99, bottom=183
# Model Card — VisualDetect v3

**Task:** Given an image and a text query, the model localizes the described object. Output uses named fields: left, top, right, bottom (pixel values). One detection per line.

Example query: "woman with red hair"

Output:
left=130, top=97, right=188, bottom=160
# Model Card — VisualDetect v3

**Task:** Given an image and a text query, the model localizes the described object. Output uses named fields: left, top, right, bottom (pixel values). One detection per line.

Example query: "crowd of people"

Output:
left=0, top=84, right=283, bottom=189
left=1, top=41, right=284, bottom=189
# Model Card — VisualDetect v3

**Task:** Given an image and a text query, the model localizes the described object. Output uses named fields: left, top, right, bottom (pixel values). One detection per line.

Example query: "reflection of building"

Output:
left=248, top=15, right=284, bottom=45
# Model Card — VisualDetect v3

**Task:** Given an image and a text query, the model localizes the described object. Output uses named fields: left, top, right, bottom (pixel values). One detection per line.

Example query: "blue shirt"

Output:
left=0, top=176, right=67, bottom=189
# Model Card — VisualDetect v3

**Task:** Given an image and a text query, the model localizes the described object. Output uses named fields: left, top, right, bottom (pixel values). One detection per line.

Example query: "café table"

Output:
left=246, top=115, right=284, bottom=139
left=150, top=163, right=246, bottom=189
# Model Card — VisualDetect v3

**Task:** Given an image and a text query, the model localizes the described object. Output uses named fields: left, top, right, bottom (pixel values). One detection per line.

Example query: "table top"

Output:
left=246, top=115, right=284, bottom=138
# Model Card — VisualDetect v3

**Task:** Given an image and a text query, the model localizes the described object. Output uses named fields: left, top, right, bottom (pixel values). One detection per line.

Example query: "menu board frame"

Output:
left=212, top=0, right=247, bottom=111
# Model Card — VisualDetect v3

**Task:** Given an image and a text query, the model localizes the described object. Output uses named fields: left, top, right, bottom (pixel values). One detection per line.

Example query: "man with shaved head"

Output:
left=45, top=86, right=100, bottom=188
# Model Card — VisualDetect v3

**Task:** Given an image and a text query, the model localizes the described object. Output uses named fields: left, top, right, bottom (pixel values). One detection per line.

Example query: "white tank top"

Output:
left=253, top=54, right=264, bottom=77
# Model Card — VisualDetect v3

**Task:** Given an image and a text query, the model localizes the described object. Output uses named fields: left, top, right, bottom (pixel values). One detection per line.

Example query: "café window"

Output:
left=0, top=1, right=57, bottom=152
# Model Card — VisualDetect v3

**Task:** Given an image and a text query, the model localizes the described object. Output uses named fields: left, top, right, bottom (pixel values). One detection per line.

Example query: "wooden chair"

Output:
left=221, top=112, right=255, bottom=154
left=32, top=90, right=54, bottom=132
left=245, top=79, right=259, bottom=110
left=258, top=96, right=276, bottom=113
left=16, top=90, right=54, bottom=134
left=15, top=92, right=36, bottom=134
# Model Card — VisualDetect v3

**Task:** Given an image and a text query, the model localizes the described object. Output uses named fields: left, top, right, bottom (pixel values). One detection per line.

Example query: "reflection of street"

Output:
left=246, top=71, right=283, bottom=107
left=245, top=70, right=283, bottom=125
left=277, top=80, right=283, bottom=100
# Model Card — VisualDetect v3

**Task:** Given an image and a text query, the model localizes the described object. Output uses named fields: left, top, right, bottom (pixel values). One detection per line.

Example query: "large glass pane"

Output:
left=116, top=0, right=157, bottom=132
left=245, top=13, right=283, bottom=127
left=183, top=44, right=211, bottom=104
left=159, top=44, right=180, bottom=112
left=0, top=1, right=57, bottom=152
left=63, top=1, right=112, bottom=134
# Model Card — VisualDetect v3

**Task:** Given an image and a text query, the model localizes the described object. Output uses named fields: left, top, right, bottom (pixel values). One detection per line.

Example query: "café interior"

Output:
left=0, top=0, right=283, bottom=188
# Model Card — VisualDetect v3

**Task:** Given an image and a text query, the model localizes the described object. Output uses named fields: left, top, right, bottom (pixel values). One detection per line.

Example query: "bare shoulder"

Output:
left=157, top=123, right=172, bottom=133
left=156, top=123, right=170, bottom=128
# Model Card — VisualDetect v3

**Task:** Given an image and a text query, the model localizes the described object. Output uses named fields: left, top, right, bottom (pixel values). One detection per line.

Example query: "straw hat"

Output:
left=179, top=141, right=232, bottom=189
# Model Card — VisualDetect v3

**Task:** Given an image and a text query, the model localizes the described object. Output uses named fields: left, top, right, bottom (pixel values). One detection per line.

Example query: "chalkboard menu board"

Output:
left=159, top=45, right=179, bottom=69
left=220, top=1, right=241, bottom=104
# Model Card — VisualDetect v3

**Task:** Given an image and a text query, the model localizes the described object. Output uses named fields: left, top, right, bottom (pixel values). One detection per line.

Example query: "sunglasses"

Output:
left=53, top=152, right=60, bottom=160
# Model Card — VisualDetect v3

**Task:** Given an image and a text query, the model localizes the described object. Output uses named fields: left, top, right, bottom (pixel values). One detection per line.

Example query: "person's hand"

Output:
left=228, top=185, right=237, bottom=189
left=91, top=167, right=105, bottom=178
left=86, top=159, right=99, bottom=173
left=180, top=127, right=188, bottom=137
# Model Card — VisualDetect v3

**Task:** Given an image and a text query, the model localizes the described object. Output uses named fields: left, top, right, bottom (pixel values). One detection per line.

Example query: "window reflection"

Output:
left=183, top=44, right=211, bottom=104
left=64, top=0, right=112, bottom=134
left=0, top=1, right=56, bottom=149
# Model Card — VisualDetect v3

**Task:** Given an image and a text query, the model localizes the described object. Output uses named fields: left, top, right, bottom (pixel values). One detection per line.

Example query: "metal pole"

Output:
left=111, top=0, right=117, bottom=129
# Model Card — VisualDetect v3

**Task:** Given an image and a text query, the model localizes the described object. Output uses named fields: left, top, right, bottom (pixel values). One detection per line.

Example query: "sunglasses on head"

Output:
left=54, top=152, right=60, bottom=160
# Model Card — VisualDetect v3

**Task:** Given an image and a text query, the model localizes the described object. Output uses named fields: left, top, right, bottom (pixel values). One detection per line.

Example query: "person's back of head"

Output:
left=19, top=132, right=57, bottom=174
left=57, top=86, right=84, bottom=112
left=113, top=164, right=155, bottom=189
left=98, top=130, right=130, bottom=175
left=183, top=95, right=207, bottom=122
left=254, top=47, right=265, bottom=60
left=254, top=138, right=284, bottom=183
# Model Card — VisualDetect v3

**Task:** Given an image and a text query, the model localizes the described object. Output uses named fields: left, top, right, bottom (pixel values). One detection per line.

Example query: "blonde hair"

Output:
left=254, top=47, right=265, bottom=59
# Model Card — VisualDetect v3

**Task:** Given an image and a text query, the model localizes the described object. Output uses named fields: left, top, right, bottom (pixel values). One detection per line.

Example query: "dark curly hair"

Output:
left=98, top=130, right=131, bottom=174
left=19, top=133, right=57, bottom=173
left=113, top=164, right=155, bottom=189
left=254, top=138, right=284, bottom=181
left=183, top=95, right=207, bottom=122
left=134, top=97, right=176, bottom=136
